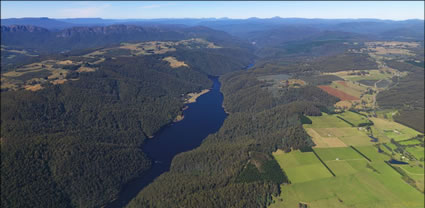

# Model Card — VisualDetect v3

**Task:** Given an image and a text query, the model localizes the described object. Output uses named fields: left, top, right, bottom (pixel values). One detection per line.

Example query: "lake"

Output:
left=105, top=77, right=227, bottom=208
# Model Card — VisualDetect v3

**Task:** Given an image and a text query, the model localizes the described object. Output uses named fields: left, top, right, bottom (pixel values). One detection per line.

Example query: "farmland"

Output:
left=370, top=117, right=422, bottom=141
left=304, top=113, right=351, bottom=128
left=271, top=146, right=424, bottom=208
left=271, top=92, right=424, bottom=208
left=318, top=85, right=358, bottom=101
left=273, top=150, right=333, bottom=183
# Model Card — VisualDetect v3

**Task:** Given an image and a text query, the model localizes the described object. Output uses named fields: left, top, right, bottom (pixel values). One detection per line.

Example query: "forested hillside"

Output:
left=1, top=25, right=254, bottom=207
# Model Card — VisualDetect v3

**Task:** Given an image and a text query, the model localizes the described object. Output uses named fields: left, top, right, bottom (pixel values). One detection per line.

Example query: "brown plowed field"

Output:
left=318, top=85, right=359, bottom=101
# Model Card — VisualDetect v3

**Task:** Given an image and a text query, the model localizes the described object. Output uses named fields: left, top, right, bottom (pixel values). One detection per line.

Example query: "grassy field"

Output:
left=337, top=111, right=371, bottom=127
left=304, top=113, right=352, bottom=128
left=305, top=112, right=375, bottom=146
left=399, top=139, right=423, bottom=145
left=376, top=110, right=398, bottom=121
left=270, top=146, right=425, bottom=208
left=370, top=117, right=423, bottom=141
left=312, top=127, right=372, bottom=146
left=273, top=150, right=333, bottom=183
left=305, top=128, right=347, bottom=148
left=315, top=147, right=364, bottom=161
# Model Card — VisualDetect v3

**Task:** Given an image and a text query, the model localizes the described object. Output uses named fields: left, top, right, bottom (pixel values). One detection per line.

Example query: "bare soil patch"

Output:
left=318, top=86, right=359, bottom=101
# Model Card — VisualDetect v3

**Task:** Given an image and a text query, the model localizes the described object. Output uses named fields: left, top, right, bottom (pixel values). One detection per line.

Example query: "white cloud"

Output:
left=58, top=4, right=111, bottom=18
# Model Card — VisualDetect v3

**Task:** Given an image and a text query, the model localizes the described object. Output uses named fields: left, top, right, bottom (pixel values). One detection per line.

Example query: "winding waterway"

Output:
left=106, top=77, right=227, bottom=208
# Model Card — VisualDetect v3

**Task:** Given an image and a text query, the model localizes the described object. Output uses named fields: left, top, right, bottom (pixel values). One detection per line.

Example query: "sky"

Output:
left=1, top=1, right=424, bottom=20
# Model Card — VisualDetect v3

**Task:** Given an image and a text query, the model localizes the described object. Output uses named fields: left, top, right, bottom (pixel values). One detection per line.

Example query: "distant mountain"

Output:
left=1, top=24, right=252, bottom=52
left=1, top=24, right=49, bottom=33
left=2, top=17, right=423, bottom=41
left=1, top=17, right=76, bottom=30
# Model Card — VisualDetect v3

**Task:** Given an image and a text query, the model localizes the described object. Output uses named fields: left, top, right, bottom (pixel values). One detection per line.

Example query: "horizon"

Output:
left=2, top=16, right=425, bottom=21
left=1, top=1, right=424, bottom=20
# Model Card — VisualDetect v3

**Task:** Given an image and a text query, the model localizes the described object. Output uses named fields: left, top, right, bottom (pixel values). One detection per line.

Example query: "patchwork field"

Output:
left=270, top=41, right=424, bottom=208
left=271, top=146, right=425, bottom=208
left=304, top=113, right=374, bottom=146
left=273, top=150, right=333, bottom=183
left=325, top=69, right=394, bottom=82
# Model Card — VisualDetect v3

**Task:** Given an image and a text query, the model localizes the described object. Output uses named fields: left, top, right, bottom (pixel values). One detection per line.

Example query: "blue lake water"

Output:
left=106, top=77, right=227, bottom=208
left=388, top=159, right=409, bottom=165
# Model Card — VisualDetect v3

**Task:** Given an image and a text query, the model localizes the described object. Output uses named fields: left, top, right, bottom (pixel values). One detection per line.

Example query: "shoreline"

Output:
left=147, top=90, right=211, bottom=139
left=184, top=89, right=210, bottom=104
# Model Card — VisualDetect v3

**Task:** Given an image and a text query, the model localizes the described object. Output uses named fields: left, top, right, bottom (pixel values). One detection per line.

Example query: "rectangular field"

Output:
left=331, top=81, right=366, bottom=98
left=304, top=113, right=352, bottom=128
left=273, top=150, right=333, bottom=184
left=315, top=147, right=364, bottom=161
left=305, top=128, right=347, bottom=148
left=313, top=127, right=373, bottom=146
left=318, top=85, right=359, bottom=101
left=337, top=111, right=371, bottom=127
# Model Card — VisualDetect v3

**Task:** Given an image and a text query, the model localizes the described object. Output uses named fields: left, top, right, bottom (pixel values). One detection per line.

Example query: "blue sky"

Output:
left=1, top=1, right=424, bottom=20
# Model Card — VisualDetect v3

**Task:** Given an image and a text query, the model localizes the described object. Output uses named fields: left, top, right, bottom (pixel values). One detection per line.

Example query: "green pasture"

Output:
left=399, top=139, right=423, bottom=145
left=337, top=111, right=371, bottom=127
left=304, top=113, right=352, bottom=128
left=270, top=145, right=424, bottom=208
left=313, top=127, right=372, bottom=146
left=370, top=118, right=423, bottom=141
left=273, top=150, right=333, bottom=184
left=315, top=147, right=364, bottom=161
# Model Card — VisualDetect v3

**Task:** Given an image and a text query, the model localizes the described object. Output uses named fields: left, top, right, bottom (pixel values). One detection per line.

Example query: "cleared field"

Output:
left=325, top=69, right=393, bottom=82
left=337, top=111, right=371, bottom=127
left=313, top=127, right=372, bottom=146
left=304, top=113, right=352, bottom=128
left=376, top=109, right=398, bottom=121
left=163, top=56, right=189, bottom=68
left=306, top=128, right=347, bottom=148
left=399, top=139, right=423, bottom=145
left=331, top=81, right=366, bottom=98
left=270, top=145, right=424, bottom=208
left=273, top=150, right=333, bottom=183
left=315, top=147, right=364, bottom=161
left=318, top=85, right=359, bottom=101
left=370, top=117, right=423, bottom=141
